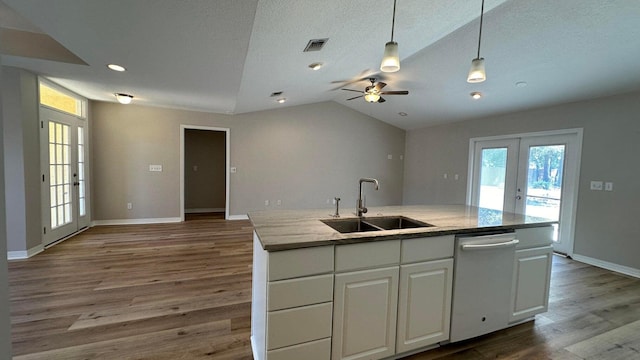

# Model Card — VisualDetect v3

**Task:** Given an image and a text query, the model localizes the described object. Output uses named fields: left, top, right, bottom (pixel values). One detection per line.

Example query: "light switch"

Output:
left=149, top=164, right=162, bottom=172
left=388, top=154, right=393, bottom=160
left=605, top=182, right=613, bottom=191
left=590, top=181, right=603, bottom=190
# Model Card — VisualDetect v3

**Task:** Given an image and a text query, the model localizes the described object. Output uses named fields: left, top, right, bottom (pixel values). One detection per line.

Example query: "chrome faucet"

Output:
left=356, top=178, right=379, bottom=217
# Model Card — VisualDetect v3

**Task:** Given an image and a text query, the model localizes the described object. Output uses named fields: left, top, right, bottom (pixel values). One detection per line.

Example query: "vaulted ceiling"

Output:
left=2, top=0, right=639, bottom=129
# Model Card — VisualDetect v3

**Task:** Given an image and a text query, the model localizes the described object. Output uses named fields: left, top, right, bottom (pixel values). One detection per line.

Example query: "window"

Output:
left=39, top=82, right=85, bottom=118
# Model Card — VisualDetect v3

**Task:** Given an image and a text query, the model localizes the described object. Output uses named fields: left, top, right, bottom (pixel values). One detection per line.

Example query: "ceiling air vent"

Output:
left=303, top=38, right=329, bottom=52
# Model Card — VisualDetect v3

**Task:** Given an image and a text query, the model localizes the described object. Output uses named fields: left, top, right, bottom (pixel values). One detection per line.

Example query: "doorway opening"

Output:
left=467, top=129, right=583, bottom=256
left=180, top=125, right=230, bottom=221
left=38, top=79, right=90, bottom=247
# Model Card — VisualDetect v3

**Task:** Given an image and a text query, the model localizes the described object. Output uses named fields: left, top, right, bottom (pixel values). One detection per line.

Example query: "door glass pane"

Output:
left=48, top=121, right=73, bottom=229
left=78, top=127, right=86, bottom=217
left=524, top=145, right=565, bottom=221
left=478, top=148, right=508, bottom=211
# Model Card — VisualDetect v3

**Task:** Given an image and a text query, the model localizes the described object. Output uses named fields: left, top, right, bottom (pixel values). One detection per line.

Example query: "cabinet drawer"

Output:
left=335, top=240, right=400, bottom=272
left=267, top=302, right=333, bottom=350
left=267, top=337, right=331, bottom=360
left=268, top=274, right=333, bottom=311
left=268, top=245, right=334, bottom=281
left=515, top=226, right=553, bottom=249
left=401, top=235, right=454, bottom=264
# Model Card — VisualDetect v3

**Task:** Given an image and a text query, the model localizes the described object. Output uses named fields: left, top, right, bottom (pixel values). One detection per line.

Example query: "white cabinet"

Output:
left=510, top=245, right=553, bottom=322
left=396, top=258, right=453, bottom=353
left=251, top=233, right=335, bottom=360
left=332, top=266, right=399, bottom=360
left=510, top=226, right=554, bottom=323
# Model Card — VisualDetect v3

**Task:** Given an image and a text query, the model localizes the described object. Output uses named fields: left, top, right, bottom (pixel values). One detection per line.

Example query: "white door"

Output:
left=469, top=131, right=582, bottom=256
left=40, top=107, right=89, bottom=246
left=470, top=139, right=519, bottom=213
left=396, top=259, right=453, bottom=353
left=332, top=267, right=399, bottom=360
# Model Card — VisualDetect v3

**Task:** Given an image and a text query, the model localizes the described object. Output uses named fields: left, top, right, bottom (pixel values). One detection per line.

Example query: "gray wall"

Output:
left=185, top=129, right=226, bottom=212
left=2, top=67, right=41, bottom=252
left=1, top=49, right=15, bottom=358
left=90, top=101, right=406, bottom=219
left=403, top=91, right=640, bottom=270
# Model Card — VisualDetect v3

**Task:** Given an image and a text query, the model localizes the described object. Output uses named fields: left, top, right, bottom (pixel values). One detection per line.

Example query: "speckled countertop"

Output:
left=249, top=205, right=556, bottom=251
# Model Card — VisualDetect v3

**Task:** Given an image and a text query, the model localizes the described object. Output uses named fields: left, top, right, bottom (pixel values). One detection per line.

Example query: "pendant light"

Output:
left=467, top=0, right=486, bottom=83
left=380, top=0, right=400, bottom=73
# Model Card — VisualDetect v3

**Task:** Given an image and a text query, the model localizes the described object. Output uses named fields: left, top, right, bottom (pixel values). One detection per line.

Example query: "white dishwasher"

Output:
left=450, top=232, right=519, bottom=342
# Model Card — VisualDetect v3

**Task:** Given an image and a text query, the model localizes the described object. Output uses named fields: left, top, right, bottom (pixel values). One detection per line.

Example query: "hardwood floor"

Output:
left=8, top=216, right=254, bottom=359
left=8, top=219, right=640, bottom=359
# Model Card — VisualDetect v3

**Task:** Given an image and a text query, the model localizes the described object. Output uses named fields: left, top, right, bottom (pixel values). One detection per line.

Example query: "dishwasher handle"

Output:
left=461, top=239, right=519, bottom=251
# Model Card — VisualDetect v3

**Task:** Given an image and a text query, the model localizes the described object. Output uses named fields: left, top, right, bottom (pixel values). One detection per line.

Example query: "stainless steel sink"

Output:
left=322, top=216, right=433, bottom=234
left=321, top=218, right=382, bottom=233
left=365, top=216, right=433, bottom=230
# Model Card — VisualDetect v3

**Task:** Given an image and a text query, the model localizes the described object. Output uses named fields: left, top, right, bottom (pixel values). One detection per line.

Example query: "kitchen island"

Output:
left=250, top=205, right=556, bottom=360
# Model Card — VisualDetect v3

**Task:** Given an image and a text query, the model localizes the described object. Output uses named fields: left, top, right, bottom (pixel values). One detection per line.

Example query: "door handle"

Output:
left=461, top=239, right=519, bottom=251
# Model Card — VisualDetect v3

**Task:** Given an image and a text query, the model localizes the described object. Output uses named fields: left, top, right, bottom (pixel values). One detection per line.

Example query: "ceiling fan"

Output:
left=342, top=78, right=408, bottom=103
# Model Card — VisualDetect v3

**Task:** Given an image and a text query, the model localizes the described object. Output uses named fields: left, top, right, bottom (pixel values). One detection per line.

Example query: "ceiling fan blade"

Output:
left=346, top=95, right=364, bottom=101
left=380, top=90, right=409, bottom=95
left=341, top=88, right=364, bottom=93
left=374, top=82, right=387, bottom=92
left=378, top=97, right=386, bottom=103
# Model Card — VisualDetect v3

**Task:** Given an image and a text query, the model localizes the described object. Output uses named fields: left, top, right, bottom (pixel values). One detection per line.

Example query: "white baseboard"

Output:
left=91, top=217, right=182, bottom=226
left=185, top=208, right=225, bottom=214
left=228, top=214, right=249, bottom=220
left=572, top=254, right=640, bottom=279
left=8, top=244, right=44, bottom=260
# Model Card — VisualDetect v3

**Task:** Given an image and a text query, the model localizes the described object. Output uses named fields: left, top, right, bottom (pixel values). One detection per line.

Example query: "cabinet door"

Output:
left=510, top=246, right=553, bottom=322
left=332, top=267, right=399, bottom=360
left=397, top=259, right=453, bottom=353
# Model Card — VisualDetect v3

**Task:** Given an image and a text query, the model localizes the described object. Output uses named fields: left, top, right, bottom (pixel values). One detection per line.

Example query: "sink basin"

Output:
left=321, top=218, right=382, bottom=233
left=365, top=216, right=433, bottom=230
left=322, top=216, right=433, bottom=234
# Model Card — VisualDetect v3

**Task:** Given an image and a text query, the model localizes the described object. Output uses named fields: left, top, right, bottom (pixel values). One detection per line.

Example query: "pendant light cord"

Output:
left=476, top=0, right=485, bottom=59
left=390, top=0, right=397, bottom=42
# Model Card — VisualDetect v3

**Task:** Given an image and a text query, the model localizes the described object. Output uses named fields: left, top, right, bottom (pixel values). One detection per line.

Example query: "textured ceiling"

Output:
left=2, top=0, right=640, bottom=129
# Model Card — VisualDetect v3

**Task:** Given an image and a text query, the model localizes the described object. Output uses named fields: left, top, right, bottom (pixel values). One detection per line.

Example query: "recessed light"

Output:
left=470, top=91, right=482, bottom=100
left=107, top=64, right=126, bottom=72
left=115, top=93, right=133, bottom=104
left=398, top=112, right=408, bottom=116
left=516, top=81, right=528, bottom=88
left=276, top=98, right=286, bottom=104
left=308, top=62, right=323, bottom=71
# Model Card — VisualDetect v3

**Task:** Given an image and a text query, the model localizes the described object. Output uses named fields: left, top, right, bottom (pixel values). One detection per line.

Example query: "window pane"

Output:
left=51, top=207, right=57, bottom=228
left=57, top=205, right=64, bottom=225
left=49, top=144, right=56, bottom=164
left=525, top=145, right=565, bottom=222
left=50, top=165, right=56, bottom=185
left=63, top=184, right=70, bottom=203
left=49, top=122, right=56, bottom=142
left=56, top=123, right=62, bottom=143
left=64, top=203, right=71, bottom=223
left=50, top=187, right=56, bottom=207
left=79, top=198, right=86, bottom=217
left=39, top=83, right=84, bottom=117
left=478, top=148, right=507, bottom=211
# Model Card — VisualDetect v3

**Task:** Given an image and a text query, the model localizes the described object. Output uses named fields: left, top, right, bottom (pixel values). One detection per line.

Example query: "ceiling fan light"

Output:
left=467, top=58, right=486, bottom=83
left=115, top=93, right=133, bottom=104
left=380, top=41, right=400, bottom=73
left=364, top=93, right=381, bottom=103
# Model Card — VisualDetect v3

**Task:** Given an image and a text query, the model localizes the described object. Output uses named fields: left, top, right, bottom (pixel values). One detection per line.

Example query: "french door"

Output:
left=40, top=107, right=89, bottom=246
left=469, top=131, right=582, bottom=255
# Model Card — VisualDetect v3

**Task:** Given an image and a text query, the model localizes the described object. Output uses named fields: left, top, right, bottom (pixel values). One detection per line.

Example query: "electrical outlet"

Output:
left=443, top=173, right=448, bottom=179
left=127, top=202, right=132, bottom=210
left=590, top=181, right=603, bottom=190
left=454, top=174, right=459, bottom=180
left=388, top=154, right=393, bottom=160
left=276, top=200, right=282, bottom=206
left=264, top=200, right=269, bottom=206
